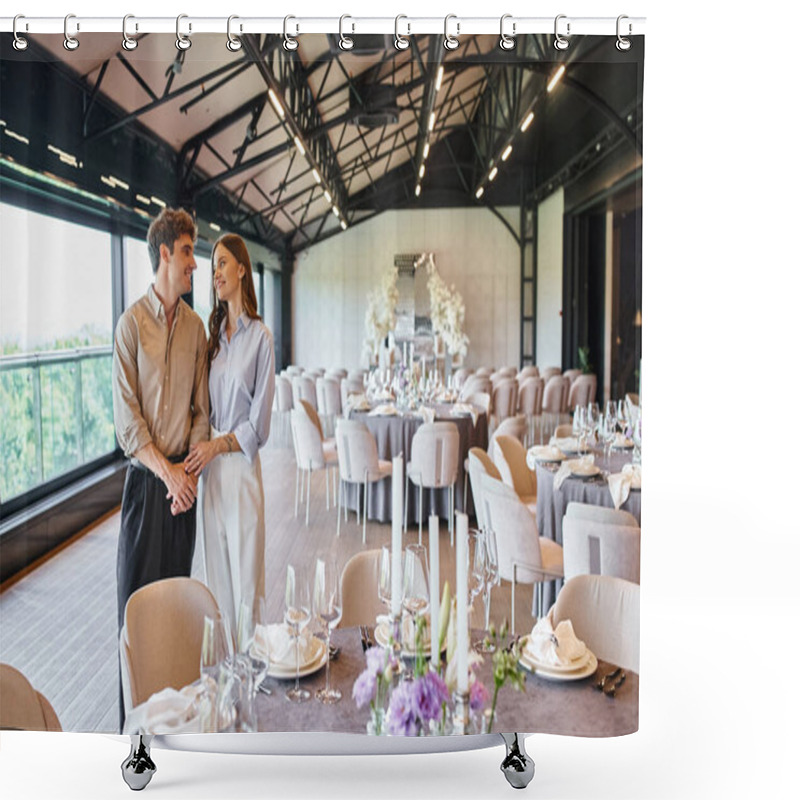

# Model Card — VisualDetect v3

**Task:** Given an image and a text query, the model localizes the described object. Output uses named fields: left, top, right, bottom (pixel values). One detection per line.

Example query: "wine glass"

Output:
left=616, top=399, right=629, bottom=438
left=476, top=528, right=499, bottom=653
left=200, top=611, right=234, bottom=731
left=313, top=558, right=342, bottom=704
left=284, top=564, right=311, bottom=703
left=572, top=405, right=586, bottom=449
left=586, top=402, right=601, bottom=447
left=468, top=529, right=486, bottom=648
left=402, top=545, right=430, bottom=655
left=237, top=597, right=271, bottom=698
left=603, top=403, right=618, bottom=462
left=377, top=546, right=392, bottom=615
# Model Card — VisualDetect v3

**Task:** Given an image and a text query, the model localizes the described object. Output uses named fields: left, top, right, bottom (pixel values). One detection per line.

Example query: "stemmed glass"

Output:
left=572, top=405, right=586, bottom=449
left=237, top=597, right=271, bottom=698
left=377, top=546, right=392, bottom=616
left=616, top=399, right=629, bottom=438
left=402, top=545, right=430, bottom=659
left=200, top=611, right=234, bottom=731
left=313, top=558, right=342, bottom=704
left=284, top=564, right=312, bottom=703
left=586, top=402, right=601, bottom=447
left=468, top=529, right=486, bottom=648
left=476, top=528, right=500, bottom=653
left=603, top=401, right=618, bottom=462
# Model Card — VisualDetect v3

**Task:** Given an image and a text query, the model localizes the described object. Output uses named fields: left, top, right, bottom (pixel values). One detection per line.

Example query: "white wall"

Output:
left=536, top=188, right=564, bottom=368
left=293, top=207, right=521, bottom=372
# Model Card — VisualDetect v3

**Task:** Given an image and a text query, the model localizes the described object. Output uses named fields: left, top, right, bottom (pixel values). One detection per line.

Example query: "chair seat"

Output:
left=368, top=459, right=393, bottom=480
left=407, top=465, right=452, bottom=488
left=520, top=493, right=537, bottom=516
left=322, top=438, right=337, bottom=457
left=540, top=538, right=564, bottom=576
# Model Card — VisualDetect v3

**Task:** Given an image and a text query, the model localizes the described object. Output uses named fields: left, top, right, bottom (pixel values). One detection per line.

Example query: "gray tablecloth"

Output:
left=254, top=627, right=638, bottom=737
left=535, top=446, right=642, bottom=546
left=342, top=406, right=489, bottom=524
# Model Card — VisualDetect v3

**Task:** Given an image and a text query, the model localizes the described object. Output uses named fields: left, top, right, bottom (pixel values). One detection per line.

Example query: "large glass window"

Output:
left=124, top=236, right=153, bottom=309
left=193, top=254, right=213, bottom=334
left=1, top=203, right=115, bottom=502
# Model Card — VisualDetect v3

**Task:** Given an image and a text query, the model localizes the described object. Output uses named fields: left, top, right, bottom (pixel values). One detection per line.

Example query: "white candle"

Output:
left=410, top=343, right=415, bottom=365
left=429, top=515, right=440, bottom=668
left=403, top=342, right=407, bottom=367
left=391, top=454, right=404, bottom=618
left=456, top=511, right=469, bottom=695
left=422, top=356, right=426, bottom=385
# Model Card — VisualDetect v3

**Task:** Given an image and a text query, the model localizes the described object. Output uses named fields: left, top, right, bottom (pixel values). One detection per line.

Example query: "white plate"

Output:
left=520, top=644, right=592, bottom=673
left=266, top=637, right=327, bottom=680
left=519, top=650, right=598, bottom=681
left=611, top=440, right=634, bottom=450
left=569, top=464, right=600, bottom=478
left=528, top=447, right=565, bottom=463
left=374, top=621, right=435, bottom=657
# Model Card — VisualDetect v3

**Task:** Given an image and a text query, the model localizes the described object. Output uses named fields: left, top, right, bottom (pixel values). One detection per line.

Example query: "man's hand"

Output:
left=163, top=462, right=197, bottom=514
left=184, top=439, right=222, bottom=476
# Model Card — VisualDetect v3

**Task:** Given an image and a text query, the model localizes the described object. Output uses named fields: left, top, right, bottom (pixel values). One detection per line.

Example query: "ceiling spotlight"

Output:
left=520, top=111, right=535, bottom=132
left=502, top=145, right=512, bottom=161
left=268, top=88, right=285, bottom=119
left=293, top=136, right=305, bottom=156
left=415, top=184, right=421, bottom=197
left=435, top=66, right=444, bottom=92
left=547, top=65, right=565, bottom=93
left=324, top=190, right=332, bottom=203
left=312, top=169, right=321, bottom=184
left=428, top=112, right=436, bottom=131
left=475, top=186, right=484, bottom=199
left=419, top=164, right=425, bottom=179
left=488, top=166, right=498, bottom=181
left=423, top=142, right=430, bottom=159
left=340, top=220, right=347, bottom=230
left=332, top=206, right=340, bottom=217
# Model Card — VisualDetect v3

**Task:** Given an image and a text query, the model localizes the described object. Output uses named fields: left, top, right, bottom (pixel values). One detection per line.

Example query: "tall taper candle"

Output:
left=456, top=511, right=469, bottom=695
left=429, top=515, right=440, bottom=668
left=391, top=454, right=404, bottom=618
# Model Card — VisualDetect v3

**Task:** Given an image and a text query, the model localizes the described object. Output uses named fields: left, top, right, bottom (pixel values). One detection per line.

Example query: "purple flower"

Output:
left=470, top=680, right=490, bottom=712
left=414, top=671, right=449, bottom=723
left=386, top=681, right=420, bottom=736
left=365, top=646, right=387, bottom=675
left=352, top=669, right=377, bottom=709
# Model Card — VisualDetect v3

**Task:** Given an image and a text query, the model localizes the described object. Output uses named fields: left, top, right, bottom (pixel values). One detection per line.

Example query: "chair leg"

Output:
left=511, top=576, right=516, bottom=636
left=418, top=485, right=423, bottom=546
left=356, top=480, right=361, bottom=524
left=337, top=479, right=342, bottom=538
left=362, top=480, right=368, bottom=544
left=463, top=471, right=469, bottom=514
left=325, top=468, right=330, bottom=510
left=306, top=463, right=311, bottom=526
left=404, top=474, right=409, bottom=534
left=294, top=467, right=299, bottom=517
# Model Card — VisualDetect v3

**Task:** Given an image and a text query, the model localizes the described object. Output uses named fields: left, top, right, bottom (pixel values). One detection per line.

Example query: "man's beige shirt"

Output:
left=112, top=284, right=210, bottom=460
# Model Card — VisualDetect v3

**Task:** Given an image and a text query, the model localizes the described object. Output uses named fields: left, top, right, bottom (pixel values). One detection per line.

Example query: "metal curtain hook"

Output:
left=283, top=16, right=298, bottom=51
left=63, top=13, right=80, bottom=51
left=554, top=14, right=570, bottom=51
left=499, top=14, right=516, bottom=51
left=394, top=15, right=410, bottom=50
left=339, top=15, right=355, bottom=50
left=13, top=15, right=29, bottom=51
left=227, top=15, right=242, bottom=52
left=616, top=15, right=632, bottom=51
left=176, top=14, right=192, bottom=51
left=444, top=14, right=460, bottom=51
left=122, top=14, right=138, bottom=51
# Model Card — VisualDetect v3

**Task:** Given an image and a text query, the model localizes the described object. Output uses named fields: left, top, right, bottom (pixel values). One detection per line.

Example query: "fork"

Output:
left=604, top=672, right=627, bottom=697
left=595, top=667, right=621, bottom=691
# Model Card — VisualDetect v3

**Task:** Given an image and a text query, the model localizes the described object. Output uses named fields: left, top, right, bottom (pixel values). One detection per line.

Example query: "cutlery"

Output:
left=604, top=672, right=627, bottom=697
left=359, top=626, right=369, bottom=653
left=595, top=667, right=621, bottom=691
left=328, top=644, right=340, bottom=660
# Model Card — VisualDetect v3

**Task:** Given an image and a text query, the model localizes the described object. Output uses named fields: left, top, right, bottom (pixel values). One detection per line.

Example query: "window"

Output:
left=124, top=236, right=153, bottom=309
left=193, top=254, right=213, bottom=334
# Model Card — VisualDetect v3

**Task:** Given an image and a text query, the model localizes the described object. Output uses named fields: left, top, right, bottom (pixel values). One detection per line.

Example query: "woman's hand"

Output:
left=184, top=440, right=221, bottom=476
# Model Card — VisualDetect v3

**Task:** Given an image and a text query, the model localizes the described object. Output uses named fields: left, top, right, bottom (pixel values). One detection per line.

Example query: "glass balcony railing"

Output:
left=0, top=346, right=116, bottom=503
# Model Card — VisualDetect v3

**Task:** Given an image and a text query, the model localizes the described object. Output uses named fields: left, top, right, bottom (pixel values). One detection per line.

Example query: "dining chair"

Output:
left=497, top=366, right=518, bottom=379
left=284, top=365, right=304, bottom=378
left=488, top=415, right=528, bottom=462
left=348, top=368, right=368, bottom=383
left=562, top=368, right=582, bottom=389
left=463, top=391, right=491, bottom=416
left=405, top=422, right=460, bottom=545
left=542, top=375, right=568, bottom=437
left=453, top=367, right=473, bottom=390
left=568, top=374, right=597, bottom=411
left=120, top=577, right=220, bottom=716
left=491, top=378, right=519, bottom=431
left=274, top=375, right=294, bottom=445
left=460, top=374, right=492, bottom=399
left=553, top=423, right=574, bottom=439
left=562, top=515, right=641, bottom=584
left=335, top=419, right=393, bottom=543
left=516, top=365, right=540, bottom=383
left=0, top=663, right=62, bottom=731
left=292, top=374, right=317, bottom=411
left=552, top=574, right=640, bottom=673
left=316, top=377, right=343, bottom=437
left=517, top=376, right=544, bottom=445
left=326, top=368, right=348, bottom=381
left=339, top=550, right=385, bottom=628
left=564, top=501, right=639, bottom=528
left=626, top=392, right=640, bottom=408
left=539, top=366, right=562, bottom=383
left=492, top=434, right=537, bottom=515
left=291, top=400, right=339, bottom=526
left=467, top=447, right=501, bottom=533
left=340, top=377, right=364, bottom=410
left=481, top=474, right=563, bottom=634
left=474, top=366, right=493, bottom=378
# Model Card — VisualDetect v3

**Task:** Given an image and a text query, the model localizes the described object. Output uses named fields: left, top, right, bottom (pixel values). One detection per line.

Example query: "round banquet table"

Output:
left=343, top=404, right=489, bottom=524
left=534, top=445, right=642, bottom=546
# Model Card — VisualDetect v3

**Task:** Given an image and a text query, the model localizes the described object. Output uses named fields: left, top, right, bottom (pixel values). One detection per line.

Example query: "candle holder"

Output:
left=452, top=690, right=470, bottom=735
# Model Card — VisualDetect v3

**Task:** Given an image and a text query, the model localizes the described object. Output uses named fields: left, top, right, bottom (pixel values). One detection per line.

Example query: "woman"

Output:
left=184, top=233, right=275, bottom=627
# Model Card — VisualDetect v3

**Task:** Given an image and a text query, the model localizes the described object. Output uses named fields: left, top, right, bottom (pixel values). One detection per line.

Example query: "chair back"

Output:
left=468, top=447, right=501, bottom=531
left=275, top=375, right=294, bottom=412
left=539, top=366, right=562, bottom=383
left=291, top=403, right=325, bottom=469
left=489, top=415, right=528, bottom=460
left=461, top=374, right=492, bottom=398
left=349, top=369, right=367, bottom=383
left=552, top=574, right=640, bottom=672
left=316, top=377, right=343, bottom=417
left=463, top=391, right=491, bottom=415
left=565, top=501, right=639, bottom=528
left=542, top=375, right=567, bottom=414
left=493, top=434, right=536, bottom=497
left=0, top=664, right=62, bottom=731
left=335, top=419, right=380, bottom=483
left=517, top=365, right=539, bottom=382
left=292, top=375, right=317, bottom=410
left=453, top=367, right=473, bottom=389
left=340, top=378, right=364, bottom=410
left=568, top=374, right=597, bottom=410
left=491, top=378, right=518, bottom=423
left=326, top=368, right=348, bottom=380
left=284, top=365, right=303, bottom=378
left=563, top=516, right=641, bottom=584
left=497, top=366, right=517, bottom=379
left=409, top=422, right=460, bottom=487
left=340, top=550, right=385, bottom=628
left=121, top=577, right=220, bottom=712
left=553, top=423, right=574, bottom=438
left=562, top=368, right=582, bottom=388
left=481, top=475, right=543, bottom=583
left=518, top=377, right=544, bottom=416
left=474, top=367, right=493, bottom=378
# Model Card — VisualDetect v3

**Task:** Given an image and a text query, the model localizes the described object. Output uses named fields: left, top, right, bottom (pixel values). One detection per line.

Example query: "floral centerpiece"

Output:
left=352, top=646, right=397, bottom=735
left=362, top=266, right=399, bottom=366
left=417, top=253, right=469, bottom=361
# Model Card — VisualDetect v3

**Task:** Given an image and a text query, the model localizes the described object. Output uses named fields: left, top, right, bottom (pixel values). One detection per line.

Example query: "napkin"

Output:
left=527, top=445, right=564, bottom=469
left=123, top=684, right=204, bottom=734
left=264, top=623, right=316, bottom=668
left=554, top=455, right=595, bottom=490
left=346, top=393, right=371, bottom=413
left=451, top=403, right=478, bottom=426
left=416, top=406, right=435, bottom=425
left=550, top=436, right=581, bottom=453
left=607, top=463, right=642, bottom=509
left=611, top=432, right=634, bottom=448
left=524, top=609, right=587, bottom=668
left=369, top=403, right=399, bottom=416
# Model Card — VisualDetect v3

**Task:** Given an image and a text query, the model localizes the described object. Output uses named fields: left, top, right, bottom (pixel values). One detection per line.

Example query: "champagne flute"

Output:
left=572, top=405, right=586, bottom=449
left=237, top=597, right=271, bottom=698
left=587, top=402, right=600, bottom=446
left=468, top=529, right=486, bottom=648
left=603, top=403, right=618, bottom=462
left=377, top=546, right=392, bottom=616
left=313, top=558, right=343, bottom=704
left=476, top=528, right=499, bottom=653
left=284, top=564, right=311, bottom=703
left=402, top=545, right=430, bottom=657
left=200, top=611, right=234, bottom=731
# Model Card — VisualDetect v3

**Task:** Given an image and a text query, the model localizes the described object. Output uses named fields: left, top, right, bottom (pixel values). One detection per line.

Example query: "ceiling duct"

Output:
left=348, top=82, right=400, bottom=128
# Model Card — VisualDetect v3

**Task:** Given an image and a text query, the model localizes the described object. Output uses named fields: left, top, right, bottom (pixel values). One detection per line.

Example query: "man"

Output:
left=112, top=207, right=210, bottom=730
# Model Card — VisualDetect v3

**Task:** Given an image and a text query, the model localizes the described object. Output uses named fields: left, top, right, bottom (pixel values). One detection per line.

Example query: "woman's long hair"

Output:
left=207, top=233, right=262, bottom=365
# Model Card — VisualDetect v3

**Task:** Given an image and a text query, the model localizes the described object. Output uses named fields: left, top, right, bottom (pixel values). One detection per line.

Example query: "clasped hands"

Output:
left=166, top=440, right=224, bottom=515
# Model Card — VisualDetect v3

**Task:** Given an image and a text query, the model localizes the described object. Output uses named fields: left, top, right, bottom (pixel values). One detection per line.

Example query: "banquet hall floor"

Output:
left=0, top=439, right=535, bottom=732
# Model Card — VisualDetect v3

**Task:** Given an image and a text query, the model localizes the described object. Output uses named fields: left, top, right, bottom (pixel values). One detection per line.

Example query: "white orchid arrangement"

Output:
left=419, top=253, right=469, bottom=359
left=363, top=266, right=399, bottom=362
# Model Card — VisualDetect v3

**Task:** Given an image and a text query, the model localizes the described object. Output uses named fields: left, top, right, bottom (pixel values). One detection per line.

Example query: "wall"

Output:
left=536, top=188, right=565, bottom=368
left=293, top=207, right=521, bottom=372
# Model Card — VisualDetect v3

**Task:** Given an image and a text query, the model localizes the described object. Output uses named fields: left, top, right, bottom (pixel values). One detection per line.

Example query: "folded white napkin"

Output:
left=416, top=406, right=435, bottom=425
left=550, top=436, right=582, bottom=453
left=554, top=455, right=595, bottom=490
left=264, top=623, right=315, bottom=668
left=369, top=403, right=399, bottom=416
left=436, top=389, right=459, bottom=403
left=346, top=393, right=371, bottom=413
left=527, top=445, right=564, bottom=469
left=607, top=463, right=642, bottom=509
left=611, top=432, right=634, bottom=448
left=451, top=403, right=478, bottom=425
left=524, top=609, right=587, bottom=667
left=123, top=684, right=204, bottom=734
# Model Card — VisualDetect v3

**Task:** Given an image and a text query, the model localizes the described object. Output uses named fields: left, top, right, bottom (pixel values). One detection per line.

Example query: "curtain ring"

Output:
left=176, top=14, right=192, bottom=51
left=12, top=15, right=29, bottom=51
left=227, top=15, right=242, bottom=52
left=283, top=16, right=298, bottom=51
left=122, top=14, right=138, bottom=51
left=499, top=14, right=516, bottom=51
left=394, top=15, right=410, bottom=51
left=339, top=15, right=355, bottom=50
left=63, top=13, right=80, bottom=51
left=554, top=14, right=570, bottom=51
left=616, top=15, right=632, bottom=51
left=443, top=14, right=460, bottom=51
